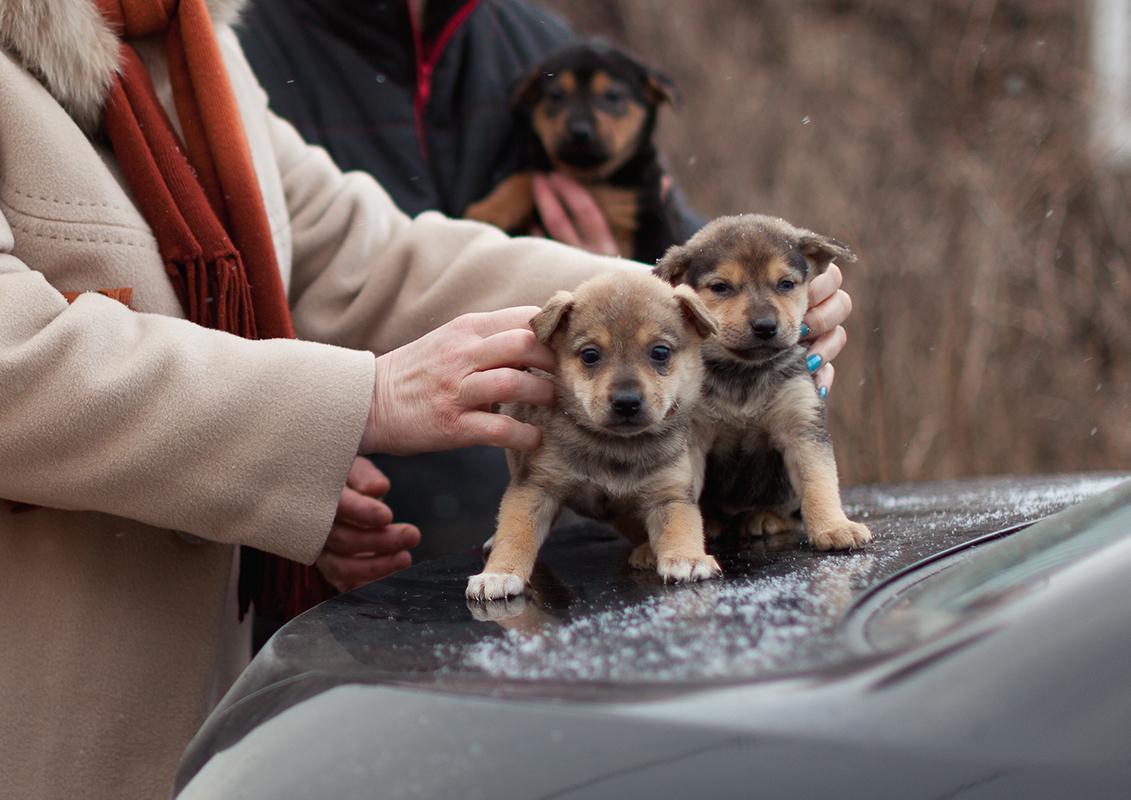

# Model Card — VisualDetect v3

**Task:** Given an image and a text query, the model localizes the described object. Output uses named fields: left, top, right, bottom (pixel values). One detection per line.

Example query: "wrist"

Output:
left=359, top=354, right=388, bottom=454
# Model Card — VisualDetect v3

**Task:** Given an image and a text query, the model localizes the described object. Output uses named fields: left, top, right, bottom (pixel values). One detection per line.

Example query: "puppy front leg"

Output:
left=645, top=500, right=721, bottom=583
left=766, top=379, right=870, bottom=551
left=466, top=483, right=559, bottom=601
left=782, top=437, right=871, bottom=551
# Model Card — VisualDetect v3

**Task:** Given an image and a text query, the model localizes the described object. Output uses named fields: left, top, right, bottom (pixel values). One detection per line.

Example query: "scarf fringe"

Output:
left=165, top=253, right=258, bottom=337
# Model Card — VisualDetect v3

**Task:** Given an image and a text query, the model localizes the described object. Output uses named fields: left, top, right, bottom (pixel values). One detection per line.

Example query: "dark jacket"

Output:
left=238, top=0, right=573, bottom=218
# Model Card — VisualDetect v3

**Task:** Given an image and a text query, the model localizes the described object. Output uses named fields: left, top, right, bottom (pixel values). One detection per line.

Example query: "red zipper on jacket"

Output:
left=407, top=0, right=481, bottom=161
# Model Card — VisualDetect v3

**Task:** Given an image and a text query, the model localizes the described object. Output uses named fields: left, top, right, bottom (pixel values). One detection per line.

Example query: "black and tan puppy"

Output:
left=464, top=41, right=682, bottom=263
left=466, top=272, right=721, bottom=601
left=655, top=215, right=872, bottom=551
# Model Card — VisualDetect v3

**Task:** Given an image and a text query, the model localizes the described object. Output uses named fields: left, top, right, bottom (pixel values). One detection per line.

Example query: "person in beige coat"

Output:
left=0, top=1, right=855, bottom=797
left=0, top=0, right=638, bottom=796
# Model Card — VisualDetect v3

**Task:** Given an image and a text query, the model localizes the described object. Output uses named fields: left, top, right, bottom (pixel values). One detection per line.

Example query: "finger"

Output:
left=459, top=368, right=555, bottom=409
left=473, top=328, right=556, bottom=372
left=325, top=522, right=419, bottom=558
left=805, top=324, right=848, bottom=371
left=546, top=173, right=618, bottom=256
left=335, top=486, right=394, bottom=528
left=316, top=550, right=413, bottom=593
left=324, top=522, right=421, bottom=558
left=531, top=173, right=582, bottom=247
left=808, top=263, right=843, bottom=308
left=802, top=288, right=852, bottom=339
left=347, top=456, right=390, bottom=497
left=459, top=410, right=542, bottom=451
left=813, top=362, right=835, bottom=396
left=457, top=306, right=545, bottom=338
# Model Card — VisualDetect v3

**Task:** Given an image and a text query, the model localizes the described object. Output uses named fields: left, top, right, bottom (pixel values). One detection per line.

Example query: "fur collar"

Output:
left=0, top=0, right=246, bottom=133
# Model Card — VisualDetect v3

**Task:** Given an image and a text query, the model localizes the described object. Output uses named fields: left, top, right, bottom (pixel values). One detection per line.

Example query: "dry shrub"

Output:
left=543, top=0, right=1131, bottom=483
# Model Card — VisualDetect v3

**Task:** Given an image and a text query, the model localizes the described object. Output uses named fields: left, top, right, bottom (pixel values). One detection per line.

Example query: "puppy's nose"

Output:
left=567, top=121, right=595, bottom=144
left=610, top=390, right=643, bottom=418
left=751, top=318, right=778, bottom=340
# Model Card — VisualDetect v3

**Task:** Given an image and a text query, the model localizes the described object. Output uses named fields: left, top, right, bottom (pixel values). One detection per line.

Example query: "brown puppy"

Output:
left=466, top=272, right=721, bottom=601
left=655, top=215, right=872, bottom=551
left=464, top=41, right=681, bottom=263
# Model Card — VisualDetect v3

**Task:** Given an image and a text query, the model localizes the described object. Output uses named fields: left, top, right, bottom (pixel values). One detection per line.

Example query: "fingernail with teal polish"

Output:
left=800, top=323, right=810, bottom=338
left=806, top=353, right=822, bottom=373
left=819, top=385, right=829, bottom=401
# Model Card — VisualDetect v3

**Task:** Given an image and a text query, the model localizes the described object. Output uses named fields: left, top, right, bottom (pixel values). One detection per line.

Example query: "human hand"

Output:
left=360, top=307, right=557, bottom=455
left=531, top=172, right=619, bottom=256
left=801, top=264, right=853, bottom=398
left=315, top=457, right=421, bottom=592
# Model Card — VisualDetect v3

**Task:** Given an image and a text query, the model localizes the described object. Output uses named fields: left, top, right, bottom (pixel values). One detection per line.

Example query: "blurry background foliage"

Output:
left=544, top=0, right=1131, bottom=484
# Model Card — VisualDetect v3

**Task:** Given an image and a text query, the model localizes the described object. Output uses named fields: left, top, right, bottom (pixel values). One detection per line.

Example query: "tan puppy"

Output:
left=466, top=272, right=721, bottom=601
left=655, top=215, right=872, bottom=551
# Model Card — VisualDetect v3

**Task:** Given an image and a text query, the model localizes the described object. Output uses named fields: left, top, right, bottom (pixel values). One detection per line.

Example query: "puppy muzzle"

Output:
left=599, top=392, right=658, bottom=435
left=713, top=336, right=795, bottom=366
left=553, top=130, right=610, bottom=169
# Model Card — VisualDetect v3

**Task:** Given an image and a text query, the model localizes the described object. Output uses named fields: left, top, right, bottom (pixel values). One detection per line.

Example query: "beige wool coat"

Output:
left=0, top=1, right=630, bottom=797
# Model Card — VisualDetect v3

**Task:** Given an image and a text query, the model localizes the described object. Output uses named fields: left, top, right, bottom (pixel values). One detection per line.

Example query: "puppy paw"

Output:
left=656, top=554, right=722, bottom=584
left=742, top=510, right=796, bottom=538
left=466, top=572, right=525, bottom=601
left=628, top=543, right=657, bottom=570
left=809, top=520, right=872, bottom=551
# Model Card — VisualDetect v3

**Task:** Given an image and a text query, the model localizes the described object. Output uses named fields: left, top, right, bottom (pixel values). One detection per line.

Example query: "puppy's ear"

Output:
left=673, top=284, right=718, bottom=339
left=798, top=232, right=857, bottom=274
left=644, top=68, right=680, bottom=107
left=654, top=244, right=692, bottom=285
left=530, top=291, right=574, bottom=344
left=509, top=67, right=543, bottom=112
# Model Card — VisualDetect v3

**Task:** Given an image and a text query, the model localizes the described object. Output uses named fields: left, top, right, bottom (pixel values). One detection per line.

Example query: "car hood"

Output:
left=238, top=474, right=1127, bottom=696
left=176, top=473, right=1131, bottom=798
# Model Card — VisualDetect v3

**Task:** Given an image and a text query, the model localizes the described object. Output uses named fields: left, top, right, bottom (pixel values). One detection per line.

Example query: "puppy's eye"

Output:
left=777, top=278, right=797, bottom=292
left=709, top=281, right=732, bottom=296
left=545, top=86, right=566, bottom=104
left=603, top=88, right=626, bottom=104
left=650, top=345, right=672, bottom=364
left=579, top=347, right=601, bottom=366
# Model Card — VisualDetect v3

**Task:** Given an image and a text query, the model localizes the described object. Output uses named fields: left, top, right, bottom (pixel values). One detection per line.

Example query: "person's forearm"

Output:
left=0, top=259, right=373, bottom=562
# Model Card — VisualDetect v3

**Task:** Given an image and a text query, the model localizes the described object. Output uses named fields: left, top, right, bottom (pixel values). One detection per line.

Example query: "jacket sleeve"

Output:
left=270, top=110, right=641, bottom=355
left=0, top=211, right=375, bottom=565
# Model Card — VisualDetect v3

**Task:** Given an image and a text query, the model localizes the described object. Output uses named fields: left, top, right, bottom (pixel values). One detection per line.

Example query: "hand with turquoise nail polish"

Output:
left=801, top=263, right=853, bottom=397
